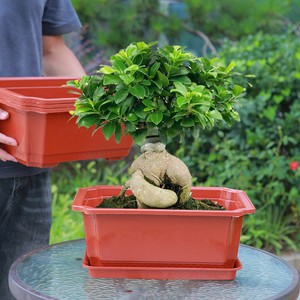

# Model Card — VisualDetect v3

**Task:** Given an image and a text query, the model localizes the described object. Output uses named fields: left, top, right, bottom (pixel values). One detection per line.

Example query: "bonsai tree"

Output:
left=66, top=41, right=245, bottom=209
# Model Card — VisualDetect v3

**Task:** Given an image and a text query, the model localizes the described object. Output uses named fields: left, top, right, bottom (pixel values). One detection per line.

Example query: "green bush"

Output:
left=168, top=31, right=300, bottom=253
left=50, top=160, right=131, bottom=244
left=70, top=0, right=300, bottom=57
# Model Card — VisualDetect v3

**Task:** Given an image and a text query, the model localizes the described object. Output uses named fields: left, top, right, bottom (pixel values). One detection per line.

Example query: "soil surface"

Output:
left=96, top=195, right=225, bottom=210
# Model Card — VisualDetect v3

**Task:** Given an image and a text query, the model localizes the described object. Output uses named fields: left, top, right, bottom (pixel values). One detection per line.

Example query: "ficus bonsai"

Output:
left=66, top=41, right=245, bottom=209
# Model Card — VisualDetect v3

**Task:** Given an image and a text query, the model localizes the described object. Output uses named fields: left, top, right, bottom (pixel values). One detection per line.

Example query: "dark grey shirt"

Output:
left=0, top=0, right=82, bottom=178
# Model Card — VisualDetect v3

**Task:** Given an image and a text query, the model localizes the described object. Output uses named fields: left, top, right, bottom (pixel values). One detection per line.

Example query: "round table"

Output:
left=9, top=239, right=300, bottom=300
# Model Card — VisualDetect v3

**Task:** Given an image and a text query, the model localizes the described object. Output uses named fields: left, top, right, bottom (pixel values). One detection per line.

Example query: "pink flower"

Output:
left=289, top=161, right=299, bottom=170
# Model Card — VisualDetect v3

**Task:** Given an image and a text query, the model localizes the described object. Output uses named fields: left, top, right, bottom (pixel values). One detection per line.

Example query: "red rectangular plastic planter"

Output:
left=0, top=77, right=133, bottom=167
left=72, top=185, right=255, bottom=279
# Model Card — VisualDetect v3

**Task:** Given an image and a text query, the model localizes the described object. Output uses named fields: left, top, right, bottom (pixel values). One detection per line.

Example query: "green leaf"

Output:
left=171, top=81, right=188, bottom=96
left=124, top=122, right=136, bottom=133
left=93, top=86, right=106, bottom=99
left=164, top=45, right=174, bottom=53
left=103, top=75, right=122, bottom=85
left=176, top=96, right=189, bottom=107
left=150, top=111, right=163, bottom=125
left=209, top=110, right=223, bottom=120
left=157, top=71, right=169, bottom=86
left=142, top=99, right=155, bottom=108
left=119, top=74, right=135, bottom=85
left=125, top=64, right=139, bottom=73
left=106, top=112, right=119, bottom=120
left=165, top=128, right=177, bottom=139
left=170, top=75, right=191, bottom=85
left=230, top=111, right=240, bottom=121
left=126, top=113, right=138, bottom=122
left=77, top=114, right=100, bottom=128
left=152, top=79, right=163, bottom=89
left=121, top=97, right=135, bottom=112
left=191, top=126, right=200, bottom=139
left=102, top=122, right=116, bottom=141
left=171, top=67, right=190, bottom=77
left=150, top=62, right=161, bottom=77
left=140, top=79, right=151, bottom=86
left=210, top=57, right=219, bottom=65
left=129, top=85, right=146, bottom=98
left=225, top=62, right=235, bottom=72
left=99, top=66, right=116, bottom=74
left=112, top=60, right=126, bottom=72
left=74, top=106, right=93, bottom=113
left=114, top=89, right=129, bottom=104
left=132, top=54, right=143, bottom=65
left=135, top=103, right=148, bottom=119
left=193, top=111, right=206, bottom=128
left=222, top=115, right=232, bottom=126
left=132, top=129, right=148, bottom=145
left=114, top=123, right=122, bottom=144
left=125, top=44, right=137, bottom=57
left=200, top=57, right=211, bottom=68
left=137, top=42, right=147, bottom=50
left=164, top=63, right=179, bottom=76
left=148, top=41, right=158, bottom=47
left=274, top=95, right=284, bottom=104
left=181, top=117, right=195, bottom=127
left=233, top=85, right=245, bottom=96
left=263, top=106, right=277, bottom=121
left=281, top=88, right=290, bottom=97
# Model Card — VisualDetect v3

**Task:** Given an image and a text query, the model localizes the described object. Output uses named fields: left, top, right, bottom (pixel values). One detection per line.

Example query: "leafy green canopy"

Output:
left=66, top=41, right=245, bottom=145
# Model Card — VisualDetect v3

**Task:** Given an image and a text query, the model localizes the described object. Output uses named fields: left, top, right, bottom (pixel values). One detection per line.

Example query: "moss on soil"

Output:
left=96, top=194, right=225, bottom=210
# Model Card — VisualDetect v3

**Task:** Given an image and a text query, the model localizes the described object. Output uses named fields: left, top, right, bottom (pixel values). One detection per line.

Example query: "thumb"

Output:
left=0, top=109, right=9, bottom=120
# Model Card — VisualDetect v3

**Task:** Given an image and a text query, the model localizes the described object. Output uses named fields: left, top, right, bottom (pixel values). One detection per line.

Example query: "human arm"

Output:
left=42, top=35, right=86, bottom=76
left=0, top=35, right=85, bottom=162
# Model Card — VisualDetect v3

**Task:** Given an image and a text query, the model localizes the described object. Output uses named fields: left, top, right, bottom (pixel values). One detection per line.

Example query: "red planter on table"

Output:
left=72, top=185, right=255, bottom=280
left=0, top=77, right=133, bottom=167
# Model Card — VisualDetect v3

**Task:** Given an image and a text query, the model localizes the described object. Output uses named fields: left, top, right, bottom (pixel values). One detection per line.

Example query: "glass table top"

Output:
left=9, top=239, right=300, bottom=300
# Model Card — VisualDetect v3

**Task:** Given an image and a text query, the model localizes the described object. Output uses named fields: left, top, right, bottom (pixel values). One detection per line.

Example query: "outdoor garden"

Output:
left=50, top=0, right=300, bottom=256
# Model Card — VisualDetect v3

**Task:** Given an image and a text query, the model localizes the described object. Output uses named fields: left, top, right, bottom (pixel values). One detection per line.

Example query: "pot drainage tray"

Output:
left=83, top=252, right=242, bottom=280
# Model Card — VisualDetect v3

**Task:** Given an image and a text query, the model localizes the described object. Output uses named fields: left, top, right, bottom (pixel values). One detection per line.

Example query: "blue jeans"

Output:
left=0, top=170, right=52, bottom=300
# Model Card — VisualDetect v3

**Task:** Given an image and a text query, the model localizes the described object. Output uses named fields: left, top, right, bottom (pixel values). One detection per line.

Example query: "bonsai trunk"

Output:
left=119, top=130, right=192, bottom=209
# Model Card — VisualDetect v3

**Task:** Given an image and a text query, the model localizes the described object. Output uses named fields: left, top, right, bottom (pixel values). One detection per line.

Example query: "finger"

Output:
left=0, top=148, right=18, bottom=163
left=0, top=133, right=18, bottom=146
left=0, top=109, right=9, bottom=120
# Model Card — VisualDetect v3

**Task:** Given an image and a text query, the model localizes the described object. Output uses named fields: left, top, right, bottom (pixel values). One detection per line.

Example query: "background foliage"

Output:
left=167, top=31, right=300, bottom=254
left=70, top=0, right=300, bottom=58
left=52, top=0, right=300, bottom=254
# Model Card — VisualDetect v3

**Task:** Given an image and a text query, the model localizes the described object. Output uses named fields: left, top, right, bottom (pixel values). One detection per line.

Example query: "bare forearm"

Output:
left=42, top=35, right=86, bottom=77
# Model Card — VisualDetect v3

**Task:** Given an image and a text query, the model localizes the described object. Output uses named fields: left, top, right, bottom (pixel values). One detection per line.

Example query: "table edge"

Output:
left=9, top=239, right=83, bottom=300
left=9, top=240, right=300, bottom=300
left=241, top=245, right=300, bottom=300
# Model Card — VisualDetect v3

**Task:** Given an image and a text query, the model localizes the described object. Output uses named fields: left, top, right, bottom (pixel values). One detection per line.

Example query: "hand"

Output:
left=0, top=108, right=18, bottom=162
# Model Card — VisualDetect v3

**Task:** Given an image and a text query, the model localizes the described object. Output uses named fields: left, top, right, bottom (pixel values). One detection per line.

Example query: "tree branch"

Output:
left=181, top=23, right=219, bottom=56
left=154, top=9, right=218, bottom=56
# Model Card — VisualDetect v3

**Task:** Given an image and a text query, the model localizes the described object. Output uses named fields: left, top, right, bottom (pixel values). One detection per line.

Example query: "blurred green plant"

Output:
left=183, top=0, right=299, bottom=41
left=50, top=160, right=130, bottom=244
left=167, top=31, right=300, bottom=254
left=240, top=203, right=298, bottom=255
left=70, top=0, right=300, bottom=57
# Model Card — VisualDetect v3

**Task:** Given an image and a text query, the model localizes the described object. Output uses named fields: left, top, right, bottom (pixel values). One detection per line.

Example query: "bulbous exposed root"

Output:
left=121, top=143, right=192, bottom=209
left=130, top=170, right=178, bottom=208
left=164, top=154, right=192, bottom=203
